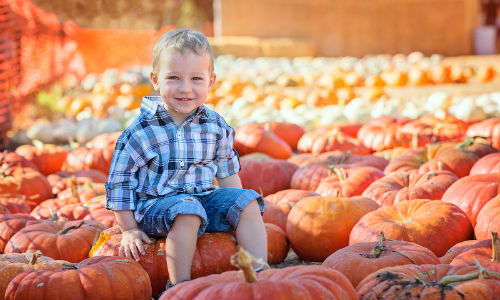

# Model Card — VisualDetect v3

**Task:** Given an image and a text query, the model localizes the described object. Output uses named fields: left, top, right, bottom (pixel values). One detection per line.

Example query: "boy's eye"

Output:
left=192, top=77, right=203, bottom=80
left=167, top=76, right=179, bottom=80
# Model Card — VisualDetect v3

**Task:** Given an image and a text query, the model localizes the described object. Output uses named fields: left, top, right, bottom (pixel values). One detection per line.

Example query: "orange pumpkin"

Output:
left=263, top=122, right=304, bottom=150
left=356, top=263, right=500, bottom=300
left=297, top=128, right=371, bottom=155
left=5, top=220, right=107, bottom=262
left=5, top=256, right=151, bottom=300
left=450, top=232, right=499, bottom=273
left=287, top=196, right=379, bottom=261
left=475, top=195, right=500, bottom=240
left=466, top=118, right=500, bottom=149
left=322, top=232, right=440, bottom=288
left=349, top=199, right=473, bottom=256
left=0, top=167, right=52, bottom=209
left=265, top=223, right=289, bottom=265
left=234, top=122, right=292, bottom=159
left=441, top=173, right=500, bottom=226
left=160, top=248, right=358, bottom=300
left=15, top=144, right=68, bottom=176
left=0, top=214, right=40, bottom=253
left=90, top=226, right=238, bottom=296
left=0, top=251, right=68, bottom=300
left=315, top=166, right=385, bottom=197
left=470, top=153, right=500, bottom=175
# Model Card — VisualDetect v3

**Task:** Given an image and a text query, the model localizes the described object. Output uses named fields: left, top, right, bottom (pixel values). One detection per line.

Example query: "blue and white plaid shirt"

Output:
left=105, top=96, right=241, bottom=222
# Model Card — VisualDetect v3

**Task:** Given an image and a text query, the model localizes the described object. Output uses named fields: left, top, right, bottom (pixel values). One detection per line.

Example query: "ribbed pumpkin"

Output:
left=0, top=195, right=31, bottom=214
left=160, top=248, right=358, bottom=300
left=47, top=169, right=107, bottom=194
left=287, top=196, right=379, bottom=261
left=470, top=153, right=500, bottom=175
left=0, top=251, right=68, bottom=300
left=399, top=115, right=467, bottom=142
left=239, top=154, right=298, bottom=196
left=0, top=167, right=52, bottom=209
left=90, top=226, right=238, bottom=297
left=64, top=146, right=115, bottom=175
left=475, top=195, right=500, bottom=240
left=322, top=232, right=440, bottom=288
left=263, top=122, right=304, bottom=150
left=315, top=166, right=385, bottom=197
left=0, top=214, right=40, bottom=253
left=466, top=118, right=500, bottom=149
left=5, top=256, right=151, bottom=300
left=263, top=189, right=318, bottom=231
left=361, top=170, right=458, bottom=206
left=439, top=239, right=491, bottom=264
left=418, top=147, right=479, bottom=178
left=5, top=220, right=107, bottom=262
left=297, top=128, right=371, bottom=155
left=441, top=173, right=500, bottom=226
left=356, top=263, right=500, bottom=300
left=0, top=152, right=38, bottom=172
left=450, top=232, right=499, bottom=273
left=349, top=199, right=473, bottom=256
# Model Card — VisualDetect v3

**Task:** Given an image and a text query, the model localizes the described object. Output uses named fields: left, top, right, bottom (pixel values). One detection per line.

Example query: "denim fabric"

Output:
left=138, top=188, right=264, bottom=238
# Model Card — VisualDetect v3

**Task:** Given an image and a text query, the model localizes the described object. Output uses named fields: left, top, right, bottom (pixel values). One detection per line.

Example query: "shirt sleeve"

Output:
left=214, top=124, right=241, bottom=178
left=105, top=133, right=142, bottom=211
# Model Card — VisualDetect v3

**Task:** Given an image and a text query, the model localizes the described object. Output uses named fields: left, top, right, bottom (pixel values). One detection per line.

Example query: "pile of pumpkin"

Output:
left=1, top=114, right=499, bottom=299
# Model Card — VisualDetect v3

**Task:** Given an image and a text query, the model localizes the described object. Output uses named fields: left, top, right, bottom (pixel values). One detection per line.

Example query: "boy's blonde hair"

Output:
left=152, top=29, right=214, bottom=74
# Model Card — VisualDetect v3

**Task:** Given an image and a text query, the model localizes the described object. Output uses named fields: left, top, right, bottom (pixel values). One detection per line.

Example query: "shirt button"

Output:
left=180, top=161, right=184, bottom=168
left=177, top=132, right=181, bottom=138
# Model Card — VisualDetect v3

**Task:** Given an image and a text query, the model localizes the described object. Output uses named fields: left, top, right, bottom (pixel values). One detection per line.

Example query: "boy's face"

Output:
left=150, top=49, right=215, bottom=124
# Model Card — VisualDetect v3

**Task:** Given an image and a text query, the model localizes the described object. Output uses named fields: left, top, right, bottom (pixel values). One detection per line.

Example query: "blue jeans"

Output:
left=138, top=188, right=264, bottom=238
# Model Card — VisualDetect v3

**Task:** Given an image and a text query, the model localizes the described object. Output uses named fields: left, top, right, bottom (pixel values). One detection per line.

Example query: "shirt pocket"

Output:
left=190, top=131, right=217, bottom=164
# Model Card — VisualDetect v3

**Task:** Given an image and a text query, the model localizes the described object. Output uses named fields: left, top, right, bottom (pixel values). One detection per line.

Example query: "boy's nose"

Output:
left=179, top=79, right=192, bottom=92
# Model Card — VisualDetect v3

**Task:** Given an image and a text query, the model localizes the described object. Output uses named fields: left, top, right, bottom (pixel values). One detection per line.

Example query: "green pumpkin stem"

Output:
left=57, top=221, right=85, bottom=235
left=333, top=168, right=347, bottom=181
left=438, top=257, right=500, bottom=285
left=492, top=232, right=499, bottom=262
left=62, top=263, right=79, bottom=270
left=29, top=250, right=42, bottom=265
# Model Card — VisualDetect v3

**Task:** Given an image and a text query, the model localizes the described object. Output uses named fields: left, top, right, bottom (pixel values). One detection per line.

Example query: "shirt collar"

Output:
left=141, top=96, right=212, bottom=121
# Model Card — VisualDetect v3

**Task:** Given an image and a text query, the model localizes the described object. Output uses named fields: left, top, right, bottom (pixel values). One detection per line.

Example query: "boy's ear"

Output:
left=150, top=72, right=159, bottom=91
left=208, top=73, right=216, bottom=91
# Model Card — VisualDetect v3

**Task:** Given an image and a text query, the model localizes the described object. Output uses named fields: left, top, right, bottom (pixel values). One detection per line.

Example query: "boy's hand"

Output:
left=119, top=228, right=152, bottom=261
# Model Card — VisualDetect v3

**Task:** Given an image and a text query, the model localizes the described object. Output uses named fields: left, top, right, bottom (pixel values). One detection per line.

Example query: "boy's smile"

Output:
left=151, top=49, right=215, bottom=125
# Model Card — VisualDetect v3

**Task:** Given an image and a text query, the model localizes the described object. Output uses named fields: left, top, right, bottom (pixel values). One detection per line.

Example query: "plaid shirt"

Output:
left=105, top=96, right=241, bottom=222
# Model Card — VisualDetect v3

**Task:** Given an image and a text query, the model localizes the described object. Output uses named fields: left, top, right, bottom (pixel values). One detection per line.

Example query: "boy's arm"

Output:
left=114, top=210, right=152, bottom=261
left=216, top=173, right=242, bottom=188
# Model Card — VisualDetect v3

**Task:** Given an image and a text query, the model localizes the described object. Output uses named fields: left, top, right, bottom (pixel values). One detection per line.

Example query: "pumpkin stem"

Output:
left=438, top=257, right=500, bottom=285
left=333, top=168, right=347, bottom=181
left=492, top=232, right=499, bottom=262
left=70, top=177, right=80, bottom=201
left=62, top=263, right=79, bottom=270
left=29, top=250, right=43, bottom=265
left=58, top=221, right=85, bottom=235
left=426, top=171, right=438, bottom=180
left=360, top=231, right=387, bottom=259
left=230, top=247, right=269, bottom=283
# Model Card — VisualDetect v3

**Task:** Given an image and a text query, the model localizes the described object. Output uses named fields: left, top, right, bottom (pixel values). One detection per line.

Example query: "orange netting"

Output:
left=0, top=0, right=174, bottom=149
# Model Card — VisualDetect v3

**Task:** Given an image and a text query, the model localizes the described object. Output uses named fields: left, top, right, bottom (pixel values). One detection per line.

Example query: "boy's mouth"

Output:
left=175, top=98, right=193, bottom=101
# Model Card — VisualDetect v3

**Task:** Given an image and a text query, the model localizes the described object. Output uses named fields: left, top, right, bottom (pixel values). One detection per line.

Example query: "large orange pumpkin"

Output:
left=0, top=251, right=67, bottom=300
left=287, top=196, right=379, bottom=261
left=160, top=248, right=358, bottom=300
left=439, top=239, right=491, bottom=264
left=238, top=154, right=298, bottom=196
left=0, top=195, right=31, bottom=214
left=441, top=173, right=500, bottom=226
left=297, top=128, right=371, bottom=155
left=5, top=220, right=107, bottom=262
left=0, top=214, right=40, bottom=253
left=362, top=170, right=458, bottom=206
left=356, top=263, right=500, bottom=300
left=90, top=226, right=238, bottom=296
left=263, top=189, right=318, bottom=231
left=5, top=256, right=151, bottom=300
left=263, top=122, right=304, bottom=150
left=349, top=199, right=473, bottom=256
left=470, top=153, right=500, bottom=175
left=322, top=232, right=440, bottom=288
left=475, top=195, right=500, bottom=240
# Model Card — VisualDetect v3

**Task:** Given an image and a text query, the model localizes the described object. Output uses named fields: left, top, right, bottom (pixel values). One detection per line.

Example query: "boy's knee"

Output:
left=173, top=214, right=202, bottom=225
left=241, top=200, right=262, bottom=215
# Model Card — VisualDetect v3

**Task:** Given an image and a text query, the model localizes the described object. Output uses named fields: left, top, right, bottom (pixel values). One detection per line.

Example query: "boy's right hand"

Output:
left=119, top=228, right=152, bottom=261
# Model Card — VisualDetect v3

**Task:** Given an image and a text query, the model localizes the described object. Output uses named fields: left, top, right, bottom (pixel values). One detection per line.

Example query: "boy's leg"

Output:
left=235, top=199, right=267, bottom=262
left=200, top=188, right=267, bottom=263
left=166, top=214, right=201, bottom=284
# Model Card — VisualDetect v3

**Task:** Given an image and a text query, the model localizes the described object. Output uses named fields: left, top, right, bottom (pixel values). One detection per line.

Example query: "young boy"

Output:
left=105, top=29, right=267, bottom=286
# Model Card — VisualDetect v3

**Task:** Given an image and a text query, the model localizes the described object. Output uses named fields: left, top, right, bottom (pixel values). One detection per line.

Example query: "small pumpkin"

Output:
left=15, top=144, right=68, bottom=176
left=475, top=195, right=500, bottom=240
left=234, top=122, right=292, bottom=159
left=265, top=223, right=289, bottom=265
